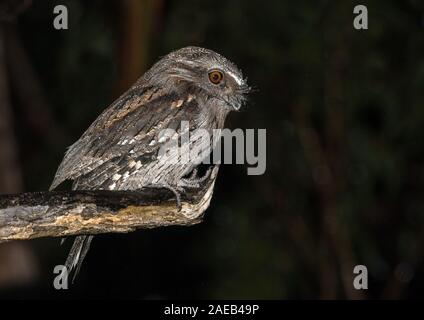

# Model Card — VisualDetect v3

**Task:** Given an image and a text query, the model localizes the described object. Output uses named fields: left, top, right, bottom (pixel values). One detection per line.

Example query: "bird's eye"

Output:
left=208, top=70, right=224, bottom=84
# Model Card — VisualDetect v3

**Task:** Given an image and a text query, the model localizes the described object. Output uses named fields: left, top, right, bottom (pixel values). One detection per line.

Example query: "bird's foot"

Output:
left=147, top=183, right=184, bottom=211
left=179, top=167, right=212, bottom=189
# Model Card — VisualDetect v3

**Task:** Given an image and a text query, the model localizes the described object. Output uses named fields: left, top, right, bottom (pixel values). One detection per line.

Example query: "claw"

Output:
left=146, top=183, right=183, bottom=211
left=179, top=167, right=212, bottom=189
left=189, top=168, right=198, bottom=179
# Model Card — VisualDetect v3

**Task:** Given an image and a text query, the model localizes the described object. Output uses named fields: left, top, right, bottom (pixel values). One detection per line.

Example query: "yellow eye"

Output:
left=208, top=70, right=224, bottom=84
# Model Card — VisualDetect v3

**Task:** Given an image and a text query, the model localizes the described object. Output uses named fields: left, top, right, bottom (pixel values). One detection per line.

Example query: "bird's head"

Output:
left=144, top=46, right=250, bottom=111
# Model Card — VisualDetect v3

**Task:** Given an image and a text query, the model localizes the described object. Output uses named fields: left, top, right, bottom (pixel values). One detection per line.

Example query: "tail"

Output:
left=50, top=173, right=94, bottom=282
left=65, top=235, right=94, bottom=282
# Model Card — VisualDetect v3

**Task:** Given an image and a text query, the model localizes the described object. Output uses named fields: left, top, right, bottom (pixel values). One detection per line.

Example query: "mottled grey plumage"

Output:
left=50, top=46, right=249, bottom=280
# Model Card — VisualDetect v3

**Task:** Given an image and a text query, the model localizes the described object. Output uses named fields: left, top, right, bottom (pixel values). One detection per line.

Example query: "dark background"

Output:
left=0, top=0, right=423, bottom=299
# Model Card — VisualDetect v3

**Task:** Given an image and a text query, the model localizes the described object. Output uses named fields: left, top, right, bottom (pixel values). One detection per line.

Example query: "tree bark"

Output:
left=0, top=165, right=219, bottom=243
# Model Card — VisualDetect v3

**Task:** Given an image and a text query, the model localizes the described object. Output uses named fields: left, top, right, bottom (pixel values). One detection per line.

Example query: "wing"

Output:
left=50, top=84, right=201, bottom=190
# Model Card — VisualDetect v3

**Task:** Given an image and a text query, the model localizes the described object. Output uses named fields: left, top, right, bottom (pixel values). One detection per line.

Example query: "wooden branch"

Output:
left=0, top=166, right=219, bottom=243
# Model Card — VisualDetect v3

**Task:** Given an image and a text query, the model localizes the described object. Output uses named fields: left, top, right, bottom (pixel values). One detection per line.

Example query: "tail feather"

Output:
left=51, top=177, right=94, bottom=283
left=65, top=235, right=94, bottom=282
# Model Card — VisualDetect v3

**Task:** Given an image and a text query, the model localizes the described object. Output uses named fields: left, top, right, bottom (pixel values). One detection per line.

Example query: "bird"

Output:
left=50, top=46, right=249, bottom=281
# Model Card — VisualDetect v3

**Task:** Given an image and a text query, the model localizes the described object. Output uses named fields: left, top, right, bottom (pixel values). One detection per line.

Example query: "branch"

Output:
left=0, top=166, right=219, bottom=243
